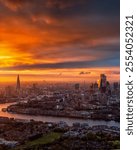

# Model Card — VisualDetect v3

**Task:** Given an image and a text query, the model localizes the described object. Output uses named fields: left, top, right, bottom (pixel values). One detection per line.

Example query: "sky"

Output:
left=0, top=0, right=120, bottom=83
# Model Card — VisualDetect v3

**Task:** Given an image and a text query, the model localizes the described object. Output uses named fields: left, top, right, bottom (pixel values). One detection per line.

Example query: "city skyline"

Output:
left=0, top=0, right=119, bottom=82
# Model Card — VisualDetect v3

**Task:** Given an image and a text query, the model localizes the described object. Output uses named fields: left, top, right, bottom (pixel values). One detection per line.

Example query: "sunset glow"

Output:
left=0, top=0, right=120, bottom=83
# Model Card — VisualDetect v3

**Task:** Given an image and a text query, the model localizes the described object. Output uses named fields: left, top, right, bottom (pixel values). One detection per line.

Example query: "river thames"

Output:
left=0, top=102, right=120, bottom=127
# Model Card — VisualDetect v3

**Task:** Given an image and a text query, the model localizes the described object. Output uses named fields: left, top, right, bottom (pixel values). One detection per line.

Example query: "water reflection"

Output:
left=0, top=103, right=120, bottom=127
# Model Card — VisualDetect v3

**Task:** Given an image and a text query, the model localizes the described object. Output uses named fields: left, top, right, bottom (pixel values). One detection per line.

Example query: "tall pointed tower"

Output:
left=16, top=75, right=21, bottom=91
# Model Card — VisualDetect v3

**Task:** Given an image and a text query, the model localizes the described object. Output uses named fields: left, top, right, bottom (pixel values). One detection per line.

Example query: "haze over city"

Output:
left=0, top=1, right=120, bottom=149
left=0, top=0, right=119, bottom=83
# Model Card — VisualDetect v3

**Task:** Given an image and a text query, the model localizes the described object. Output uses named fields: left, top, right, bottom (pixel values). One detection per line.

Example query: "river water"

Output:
left=0, top=103, right=120, bottom=127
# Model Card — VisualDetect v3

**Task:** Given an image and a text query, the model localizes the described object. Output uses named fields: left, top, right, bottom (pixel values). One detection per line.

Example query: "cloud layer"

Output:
left=0, top=0, right=120, bottom=81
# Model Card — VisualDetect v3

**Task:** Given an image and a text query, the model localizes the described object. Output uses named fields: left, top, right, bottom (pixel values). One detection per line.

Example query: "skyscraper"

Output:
left=16, top=75, right=21, bottom=91
left=99, top=74, right=107, bottom=93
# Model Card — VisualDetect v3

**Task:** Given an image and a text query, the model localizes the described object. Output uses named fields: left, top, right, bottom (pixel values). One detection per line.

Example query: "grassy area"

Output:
left=27, top=132, right=61, bottom=146
left=14, top=132, right=62, bottom=150
left=111, top=140, right=120, bottom=149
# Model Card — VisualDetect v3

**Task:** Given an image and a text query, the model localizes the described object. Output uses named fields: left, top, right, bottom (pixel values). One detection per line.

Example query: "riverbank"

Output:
left=0, top=102, right=120, bottom=127
left=7, top=102, right=120, bottom=122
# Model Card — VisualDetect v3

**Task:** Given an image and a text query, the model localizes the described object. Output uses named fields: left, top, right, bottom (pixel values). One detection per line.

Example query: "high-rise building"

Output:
left=16, top=75, right=21, bottom=91
left=99, top=74, right=107, bottom=93
left=90, top=82, right=98, bottom=94
left=113, top=82, right=119, bottom=90
left=94, top=82, right=98, bottom=91
left=75, top=83, right=80, bottom=90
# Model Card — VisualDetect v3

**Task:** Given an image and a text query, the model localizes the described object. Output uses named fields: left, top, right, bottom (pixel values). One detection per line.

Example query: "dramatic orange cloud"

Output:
left=0, top=0, right=120, bottom=82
